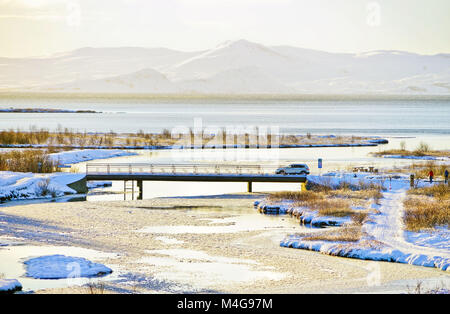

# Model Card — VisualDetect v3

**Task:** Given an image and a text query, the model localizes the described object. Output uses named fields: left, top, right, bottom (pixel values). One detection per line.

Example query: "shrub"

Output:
left=415, top=141, right=431, bottom=154
left=35, top=178, right=57, bottom=197
left=0, top=150, right=60, bottom=173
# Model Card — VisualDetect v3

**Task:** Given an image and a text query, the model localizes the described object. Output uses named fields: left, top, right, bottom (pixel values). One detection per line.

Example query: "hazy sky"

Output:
left=1, top=0, right=449, bottom=58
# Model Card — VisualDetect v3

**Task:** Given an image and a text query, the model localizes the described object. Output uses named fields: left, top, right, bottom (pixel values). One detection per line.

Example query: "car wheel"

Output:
left=280, top=170, right=286, bottom=175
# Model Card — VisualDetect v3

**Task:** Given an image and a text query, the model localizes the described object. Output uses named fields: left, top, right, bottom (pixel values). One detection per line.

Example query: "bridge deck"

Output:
left=85, top=163, right=307, bottom=182
left=86, top=172, right=307, bottom=182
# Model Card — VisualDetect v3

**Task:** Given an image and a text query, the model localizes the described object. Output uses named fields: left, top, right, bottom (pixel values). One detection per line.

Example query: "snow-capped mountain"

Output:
left=49, top=68, right=179, bottom=94
left=1, top=39, right=449, bottom=95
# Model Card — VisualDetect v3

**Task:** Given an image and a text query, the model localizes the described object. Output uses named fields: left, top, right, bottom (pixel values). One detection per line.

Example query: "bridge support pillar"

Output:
left=137, top=180, right=143, bottom=200
left=247, top=182, right=252, bottom=193
left=301, top=181, right=307, bottom=191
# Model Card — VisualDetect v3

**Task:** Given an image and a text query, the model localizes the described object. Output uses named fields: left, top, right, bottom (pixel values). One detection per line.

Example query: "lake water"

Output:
left=0, top=97, right=449, bottom=136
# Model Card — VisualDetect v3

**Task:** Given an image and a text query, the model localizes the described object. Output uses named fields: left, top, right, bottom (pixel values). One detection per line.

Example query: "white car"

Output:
left=275, top=164, right=310, bottom=175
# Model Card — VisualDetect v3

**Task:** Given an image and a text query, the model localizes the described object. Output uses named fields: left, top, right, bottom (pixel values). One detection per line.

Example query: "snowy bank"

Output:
left=380, top=155, right=449, bottom=161
left=49, top=149, right=137, bottom=165
left=278, top=171, right=450, bottom=272
left=0, top=172, right=84, bottom=201
left=254, top=200, right=350, bottom=227
left=307, top=171, right=434, bottom=190
left=0, top=279, right=22, bottom=293
left=280, top=236, right=450, bottom=272
left=405, top=229, right=450, bottom=251
left=308, top=172, right=391, bottom=190
left=24, top=255, right=113, bottom=279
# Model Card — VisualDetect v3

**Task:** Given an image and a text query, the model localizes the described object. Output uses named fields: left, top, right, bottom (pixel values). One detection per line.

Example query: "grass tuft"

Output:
left=403, top=187, right=450, bottom=231
left=303, top=225, right=362, bottom=242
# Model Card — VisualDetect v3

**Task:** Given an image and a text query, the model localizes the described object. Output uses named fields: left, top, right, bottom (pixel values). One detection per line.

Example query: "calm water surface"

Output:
left=0, top=97, right=449, bottom=135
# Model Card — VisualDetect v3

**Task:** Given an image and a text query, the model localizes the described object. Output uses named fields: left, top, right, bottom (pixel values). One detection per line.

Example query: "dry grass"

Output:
left=86, top=281, right=105, bottom=294
left=374, top=147, right=450, bottom=158
left=403, top=191, right=450, bottom=231
left=269, top=180, right=380, bottom=218
left=0, top=127, right=383, bottom=149
left=0, top=150, right=60, bottom=173
left=385, top=161, right=449, bottom=181
left=269, top=190, right=354, bottom=217
left=351, top=212, right=369, bottom=225
left=410, top=161, right=448, bottom=179
left=0, top=127, right=50, bottom=145
left=374, top=140, right=450, bottom=158
left=329, top=189, right=383, bottom=204
left=409, top=184, right=450, bottom=200
left=309, top=199, right=355, bottom=217
left=303, top=225, right=362, bottom=242
left=268, top=190, right=324, bottom=202
left=307, top=179, right=385, bottom=193
left=35, top=178, right=57, bottom=197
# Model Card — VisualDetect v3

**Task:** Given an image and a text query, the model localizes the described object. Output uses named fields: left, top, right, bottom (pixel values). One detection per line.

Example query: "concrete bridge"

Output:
left=86, top=163, right=307, bottom=200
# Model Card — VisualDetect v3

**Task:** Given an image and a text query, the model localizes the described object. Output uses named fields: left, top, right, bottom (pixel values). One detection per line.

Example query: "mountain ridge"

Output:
left=1, top=39, right=449, bottom=95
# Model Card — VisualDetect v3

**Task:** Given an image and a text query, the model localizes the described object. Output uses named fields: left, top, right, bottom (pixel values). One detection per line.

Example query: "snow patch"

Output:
left=280, top=236, right=450, bottom=271
left=0, top=172, right=85, bottom=201
left=381, top=155, right=448, bottom=161
left=49, top=149, right=137, bottom=165
left=24, top=255, right=113, bottom=279
left=0, top=279, right=22, bottom=293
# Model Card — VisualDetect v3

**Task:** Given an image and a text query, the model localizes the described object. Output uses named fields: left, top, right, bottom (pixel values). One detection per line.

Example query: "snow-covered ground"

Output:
left=279, top=171, right=450, bottom=272
left=0, top=279, right=22, bottom=293
left=49, top=149, right=136, bottom=165
left=0, top=172, right=84, bottom=201
left=381, top=155, right=449, bottom=161
left=0, top=149, right=135, bottom=202
left=24, top=255, right=112, bottom=279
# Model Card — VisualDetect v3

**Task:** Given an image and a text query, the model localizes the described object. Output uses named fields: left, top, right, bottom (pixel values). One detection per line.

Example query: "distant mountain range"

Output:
left=1, top=39, right=449, bottom=95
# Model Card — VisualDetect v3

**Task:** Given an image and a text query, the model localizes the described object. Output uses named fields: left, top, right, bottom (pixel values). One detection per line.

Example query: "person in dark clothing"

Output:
left=429, top=170, right=434, bottom=183
left=445, top=169, right=449, bottom=184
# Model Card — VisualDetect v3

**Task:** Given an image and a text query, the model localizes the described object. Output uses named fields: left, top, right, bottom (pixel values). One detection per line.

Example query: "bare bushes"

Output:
left=0, top=150, right=60, bottom=173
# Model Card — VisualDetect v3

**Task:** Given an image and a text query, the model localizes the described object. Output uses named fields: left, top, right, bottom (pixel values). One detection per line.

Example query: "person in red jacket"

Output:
left=429, top=170, right=434, bottom=183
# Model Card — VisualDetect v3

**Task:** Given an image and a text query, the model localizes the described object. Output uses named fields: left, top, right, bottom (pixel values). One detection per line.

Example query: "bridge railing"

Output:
left=86, top=163, right=283, bottom=176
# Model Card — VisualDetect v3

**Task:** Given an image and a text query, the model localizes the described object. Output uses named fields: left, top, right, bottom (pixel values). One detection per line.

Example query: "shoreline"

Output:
left=0, top=193, right=446, bottom=294
left=0, top=141, right=386, bottom=150
left=1, top=92, right=450, bottom=102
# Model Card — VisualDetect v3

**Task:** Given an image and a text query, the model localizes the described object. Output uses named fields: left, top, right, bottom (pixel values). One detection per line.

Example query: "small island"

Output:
left=373, top=142, right=450, bottom=160
left=0, top=108, right=100, bottom=114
